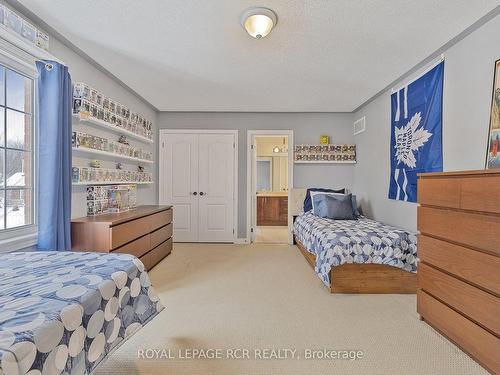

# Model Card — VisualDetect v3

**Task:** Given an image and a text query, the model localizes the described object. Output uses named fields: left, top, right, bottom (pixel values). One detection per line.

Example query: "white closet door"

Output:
left=160, top=133, right=199, bottom=242
left=197, top=134, right=235, bottom=242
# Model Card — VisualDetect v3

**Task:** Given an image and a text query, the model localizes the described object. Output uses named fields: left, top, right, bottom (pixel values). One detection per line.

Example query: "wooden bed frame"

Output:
left=295, top=236, right=417, bottom=294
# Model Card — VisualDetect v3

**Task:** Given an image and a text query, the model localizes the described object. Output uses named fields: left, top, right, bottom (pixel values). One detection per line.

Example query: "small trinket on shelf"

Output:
left=89, top=160, right=101, bottom=168
left=118, top=135, right=129, bottom=145
left=138, top=165, right=144, bottom=172
left=72, top=81, right=154, bottom=141
left=116, top=163, right=123, bottom=170
left=86, top=184, right=137, bottom=216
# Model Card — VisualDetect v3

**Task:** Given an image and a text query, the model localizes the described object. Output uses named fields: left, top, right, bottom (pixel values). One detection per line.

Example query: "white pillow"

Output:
left=310, top=191, right=345, bottom=212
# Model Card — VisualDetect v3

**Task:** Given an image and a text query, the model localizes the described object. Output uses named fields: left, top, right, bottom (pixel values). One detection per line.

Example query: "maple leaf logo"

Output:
left=394, top=112, right=432, bottom=168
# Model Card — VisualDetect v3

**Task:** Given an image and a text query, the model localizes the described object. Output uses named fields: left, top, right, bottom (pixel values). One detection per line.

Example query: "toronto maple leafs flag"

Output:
left=389, top=61, right=444, bottom=203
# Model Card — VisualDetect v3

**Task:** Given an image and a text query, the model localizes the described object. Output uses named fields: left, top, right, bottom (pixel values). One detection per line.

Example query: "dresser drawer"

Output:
left=149, top=209, right=172, bottom=232
left=149, top=238, right=172, bottom=269
left=139, top=252, right=152, bottom=271
left=112, top=234, right=151, bottom=258
left=418, top=206, right=500, bottom=257
left=461, top=176, right=500, bottom=214
left=111, top=215, right=151, bottom=249
left=418, top=235, right=500, bottom=295
left=418, top=178, right=461, bottom=208
left=418, top=263, right=500, bottom=334
left=417, top=290, right=500, bottom=374
left=151, top=223, right=173, bottom=249
left=71, top=223, right=111, bottom=251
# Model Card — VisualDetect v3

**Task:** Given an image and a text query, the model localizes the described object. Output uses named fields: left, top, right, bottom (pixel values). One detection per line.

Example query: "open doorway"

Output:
left=247, top=130, right=294, bottom=244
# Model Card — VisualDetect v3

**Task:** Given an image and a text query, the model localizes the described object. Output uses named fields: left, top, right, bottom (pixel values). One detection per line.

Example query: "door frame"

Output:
left=246, top=130, right=294, bottom=244
left=159, top=129, right=239, bottom=243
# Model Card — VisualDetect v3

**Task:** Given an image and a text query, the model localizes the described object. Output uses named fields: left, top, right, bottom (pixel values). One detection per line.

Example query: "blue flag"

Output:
left=389, top=62, right=444, bottom=203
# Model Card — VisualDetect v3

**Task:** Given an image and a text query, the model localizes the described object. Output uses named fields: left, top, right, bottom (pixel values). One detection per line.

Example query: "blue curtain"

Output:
left=36, top=61, right=72, bottom=251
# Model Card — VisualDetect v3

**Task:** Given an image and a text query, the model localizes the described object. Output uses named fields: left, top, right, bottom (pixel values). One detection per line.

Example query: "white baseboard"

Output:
left=234, top=238, right=249, bottom=244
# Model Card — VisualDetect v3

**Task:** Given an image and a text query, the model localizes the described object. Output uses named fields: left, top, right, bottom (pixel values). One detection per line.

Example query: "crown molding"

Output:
left=3, top=0, right=159, bottom=112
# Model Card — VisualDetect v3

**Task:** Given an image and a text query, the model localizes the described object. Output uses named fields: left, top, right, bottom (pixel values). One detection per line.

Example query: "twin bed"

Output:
left=291, top=189, right=418, bottom=293
left=0, top=251, right=163, bottom=374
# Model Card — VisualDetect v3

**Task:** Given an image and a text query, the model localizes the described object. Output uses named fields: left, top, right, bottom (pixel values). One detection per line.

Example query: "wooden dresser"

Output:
left=71, top=205, right=173, bottom=271
left=417, top=170, right=500, bottom=374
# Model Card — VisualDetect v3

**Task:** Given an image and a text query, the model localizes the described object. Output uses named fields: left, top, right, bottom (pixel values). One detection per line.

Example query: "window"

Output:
left=0, top=64, right=34, bottom=231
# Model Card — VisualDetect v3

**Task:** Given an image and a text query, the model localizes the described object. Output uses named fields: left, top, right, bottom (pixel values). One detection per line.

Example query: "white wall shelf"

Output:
left=73, top=181, right=154, bottom=186
left=294, top=144, right=356, bottom=164
left=73, top=115, right=154, bottom=144
left=72, top=147, right=154, bottom=164
left=294, top=160, right=357, bottom=164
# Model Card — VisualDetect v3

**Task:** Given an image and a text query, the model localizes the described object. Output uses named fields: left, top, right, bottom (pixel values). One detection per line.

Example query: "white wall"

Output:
left=352, top=15, right=500, bottom=231
left=157, top=112, right=354, bottom=238
left=37, top=26, right=158, bottom=218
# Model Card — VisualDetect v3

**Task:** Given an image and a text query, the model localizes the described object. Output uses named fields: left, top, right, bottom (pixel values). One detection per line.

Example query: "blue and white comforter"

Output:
left=0, top=251, right=163, bottom=375
left=293, top=211, right=417, bottom=286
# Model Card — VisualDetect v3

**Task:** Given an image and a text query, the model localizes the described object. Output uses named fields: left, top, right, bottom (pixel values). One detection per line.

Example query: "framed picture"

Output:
left=486, top=59, right=500, bottom=169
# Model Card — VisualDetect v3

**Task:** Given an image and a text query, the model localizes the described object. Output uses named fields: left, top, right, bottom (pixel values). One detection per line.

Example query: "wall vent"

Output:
left=354, top=117, right=366, bottom=135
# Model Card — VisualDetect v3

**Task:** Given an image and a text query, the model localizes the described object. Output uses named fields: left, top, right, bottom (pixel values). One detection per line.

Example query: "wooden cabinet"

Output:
left=71, top=205, right=173, bottom=270
left=417, top=170, right=500, bottom=374
left=257, top=196, right=288, bottom=226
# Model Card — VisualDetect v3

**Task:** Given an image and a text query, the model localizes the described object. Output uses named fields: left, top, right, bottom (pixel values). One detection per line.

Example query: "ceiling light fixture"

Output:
left=241, top=7, right=278, bottom=39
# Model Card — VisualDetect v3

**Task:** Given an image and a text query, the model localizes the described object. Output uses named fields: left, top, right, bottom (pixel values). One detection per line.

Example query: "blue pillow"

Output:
left=311, top=192, right=361, bottom=217
left=304, top=188, right=345, bottom=212
left=351, top=195, right=361, bottom=217
left=314, top=193, right=357, bottom=220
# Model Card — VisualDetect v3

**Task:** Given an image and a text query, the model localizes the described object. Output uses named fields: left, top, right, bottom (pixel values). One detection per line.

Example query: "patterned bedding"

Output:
left=293, top=211, right=417, bottom=286
left=0, top=251, right=163, bottom=375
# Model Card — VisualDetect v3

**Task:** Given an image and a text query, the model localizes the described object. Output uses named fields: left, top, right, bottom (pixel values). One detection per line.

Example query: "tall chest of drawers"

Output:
left=71, top=205, right=173, bottom=271
left=417, top=170, right=500, bottom=374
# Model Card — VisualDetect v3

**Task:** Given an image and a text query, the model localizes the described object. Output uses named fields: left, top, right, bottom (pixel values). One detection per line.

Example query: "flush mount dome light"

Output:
left=241, top=7, right=277, bottom=39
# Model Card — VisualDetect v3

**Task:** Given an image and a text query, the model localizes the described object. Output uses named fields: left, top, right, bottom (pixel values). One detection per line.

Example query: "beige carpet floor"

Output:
left=254, top=226, right=289, bottom=244
left=96, top=243, right=488, bottom=375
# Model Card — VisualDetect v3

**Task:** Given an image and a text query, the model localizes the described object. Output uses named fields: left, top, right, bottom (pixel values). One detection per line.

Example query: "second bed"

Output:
left=293, top=209, right=418, bottom=294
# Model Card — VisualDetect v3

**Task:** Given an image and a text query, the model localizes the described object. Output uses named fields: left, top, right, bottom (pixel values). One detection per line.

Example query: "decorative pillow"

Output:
left=310, top=191, right=343, bottom=212
left=311, top=191, right=361, bottom=217
left=303, top=187, right=345, bottom=212
left=313, top=193, right=357, bottom=220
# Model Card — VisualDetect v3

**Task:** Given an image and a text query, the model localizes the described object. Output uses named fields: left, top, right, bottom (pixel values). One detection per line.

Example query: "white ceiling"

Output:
left=18, top=0, right=499, bottom=112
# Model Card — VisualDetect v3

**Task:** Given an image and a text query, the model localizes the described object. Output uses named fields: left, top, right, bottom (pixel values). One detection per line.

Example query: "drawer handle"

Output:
left=192, top=192, right=198, bottom=195
left=199, top=192, right=205, bottom=196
